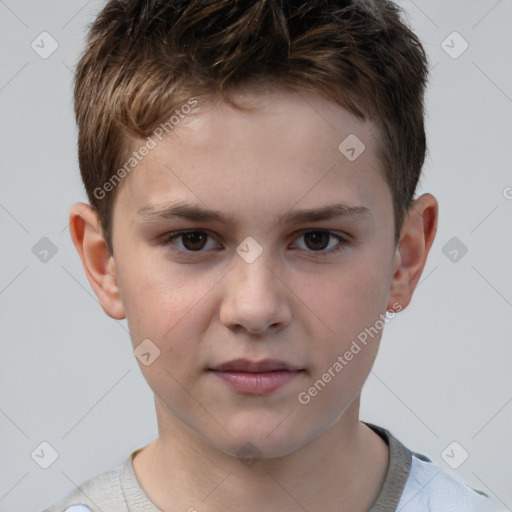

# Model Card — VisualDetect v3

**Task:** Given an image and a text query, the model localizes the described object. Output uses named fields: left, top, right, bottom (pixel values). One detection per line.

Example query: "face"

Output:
left=110, top=88, right=400, bottom=458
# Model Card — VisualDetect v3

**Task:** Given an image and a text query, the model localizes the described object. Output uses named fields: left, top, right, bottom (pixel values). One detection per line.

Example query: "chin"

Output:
left=208, top=415, right=313, bottom=461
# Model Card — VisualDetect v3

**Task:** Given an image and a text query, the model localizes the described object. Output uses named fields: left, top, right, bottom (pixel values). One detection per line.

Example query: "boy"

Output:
left=42, top=0, right=505, bottom=511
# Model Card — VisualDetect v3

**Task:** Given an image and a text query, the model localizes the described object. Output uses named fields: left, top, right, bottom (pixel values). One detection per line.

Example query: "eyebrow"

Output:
left=137, top=201, right=371, bottom=227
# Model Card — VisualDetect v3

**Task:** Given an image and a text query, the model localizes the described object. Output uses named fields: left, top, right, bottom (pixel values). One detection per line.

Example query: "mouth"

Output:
left=208, top=358, right=306, bottom=395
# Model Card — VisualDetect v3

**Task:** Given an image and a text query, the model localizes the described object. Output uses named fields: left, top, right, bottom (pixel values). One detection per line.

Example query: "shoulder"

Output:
left=39, top=461, right=127, bottom=512
left=398, top=453, right=507, bottom=512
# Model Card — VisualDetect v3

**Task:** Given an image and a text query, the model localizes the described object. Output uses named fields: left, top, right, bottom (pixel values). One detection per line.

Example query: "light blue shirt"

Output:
left=397, top=454, right=506, bottom=511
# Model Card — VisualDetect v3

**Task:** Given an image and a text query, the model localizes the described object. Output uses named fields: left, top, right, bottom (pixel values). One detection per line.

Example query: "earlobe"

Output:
left=68, top=202, right=126, bottom=320
left=387, top=193, right=438, bottom=311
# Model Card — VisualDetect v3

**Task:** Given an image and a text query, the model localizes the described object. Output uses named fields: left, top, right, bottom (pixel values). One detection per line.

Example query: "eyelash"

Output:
left=161, top=230, right=348, bottom=257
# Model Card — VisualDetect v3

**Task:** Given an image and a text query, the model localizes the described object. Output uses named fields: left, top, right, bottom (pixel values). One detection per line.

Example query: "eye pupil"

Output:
left=304, top=231, right=329, bottom=251
left=183, top=232, right=207, bottom=251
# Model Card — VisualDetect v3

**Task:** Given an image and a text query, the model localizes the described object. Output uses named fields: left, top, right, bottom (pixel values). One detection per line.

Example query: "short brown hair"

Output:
left=74, top=0, right=429, bottom=255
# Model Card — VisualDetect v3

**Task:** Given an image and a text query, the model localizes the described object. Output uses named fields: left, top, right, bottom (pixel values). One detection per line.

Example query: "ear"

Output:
left=387, top=193, right=438, bottom=311
left=68, top=202, right=126, bottom=320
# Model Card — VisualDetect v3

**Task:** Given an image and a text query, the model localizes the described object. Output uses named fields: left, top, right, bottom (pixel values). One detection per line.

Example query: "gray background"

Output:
left=0, top=1, right=511, bottom=511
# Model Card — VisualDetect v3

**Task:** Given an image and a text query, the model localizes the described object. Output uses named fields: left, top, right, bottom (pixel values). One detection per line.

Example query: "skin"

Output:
left=69, top=88, right=438, bottom=512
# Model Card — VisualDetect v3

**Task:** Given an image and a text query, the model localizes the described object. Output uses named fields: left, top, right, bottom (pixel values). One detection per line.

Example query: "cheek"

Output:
left=297, top=257, right=389, bottom=342
left=121, top=273, right=215, bottom=396
left=294, top=264, right=387, bottom=415
left=117, top=249, right=214, bottom=350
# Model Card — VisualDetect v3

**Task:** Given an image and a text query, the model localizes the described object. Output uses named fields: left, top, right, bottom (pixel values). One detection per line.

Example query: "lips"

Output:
left=209, top=358, right=305, bottom=395
left=210, top=358, right=302, bottom=372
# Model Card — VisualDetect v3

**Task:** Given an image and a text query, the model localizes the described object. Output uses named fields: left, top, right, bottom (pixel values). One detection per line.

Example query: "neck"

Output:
left=132, top=397, right=389, bottom=512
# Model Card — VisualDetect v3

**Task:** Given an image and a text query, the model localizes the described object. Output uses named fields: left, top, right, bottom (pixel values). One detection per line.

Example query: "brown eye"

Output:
left=180, top=232, right=208, bottom=251
left=293, top=230, right=347, bottom=255
left=303, top=231, right=331, bottom=251
left=163, top=230, right=219, bottom=252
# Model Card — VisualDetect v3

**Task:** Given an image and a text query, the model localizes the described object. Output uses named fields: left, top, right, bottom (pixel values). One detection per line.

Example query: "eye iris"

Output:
left=304, top=231, right=330, bottom=251
left=183, top=232, right=207, bottom=251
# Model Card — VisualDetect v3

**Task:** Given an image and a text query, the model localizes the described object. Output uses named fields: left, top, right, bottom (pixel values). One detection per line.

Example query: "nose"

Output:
left=219, top=251, right=292, bottom=335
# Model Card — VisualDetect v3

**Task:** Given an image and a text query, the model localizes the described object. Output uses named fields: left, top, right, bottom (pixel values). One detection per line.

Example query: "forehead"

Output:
left=159, top=88, right=381, bottom=160
left=115, top=88, right=388, bottom=225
